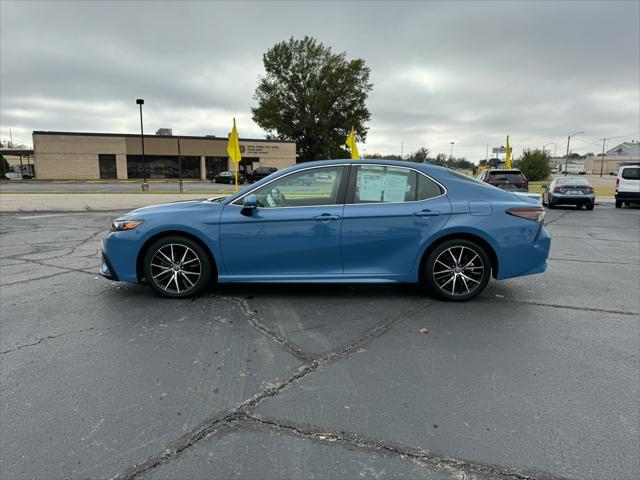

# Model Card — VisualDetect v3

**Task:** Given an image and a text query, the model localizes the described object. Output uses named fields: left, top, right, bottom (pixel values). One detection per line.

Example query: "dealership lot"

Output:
left=0, top=206, right=638, bottom=479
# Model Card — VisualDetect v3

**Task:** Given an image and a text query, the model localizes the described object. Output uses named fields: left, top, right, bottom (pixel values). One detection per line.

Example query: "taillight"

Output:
left=585, top=186, right=594, bottom=193
left=506, top=206, right=545, bottom=222
left=615, top=178, right=619, bottom=193
left=554, top=187, right=565, bottom=193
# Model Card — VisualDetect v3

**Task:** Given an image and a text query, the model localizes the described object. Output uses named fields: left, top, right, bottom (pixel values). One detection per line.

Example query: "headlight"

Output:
left=111, top=219, right=144, bottom=231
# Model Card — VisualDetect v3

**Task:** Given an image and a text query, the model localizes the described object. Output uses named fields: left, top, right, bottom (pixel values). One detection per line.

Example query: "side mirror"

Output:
left=242, top=194, right=257, bottom=210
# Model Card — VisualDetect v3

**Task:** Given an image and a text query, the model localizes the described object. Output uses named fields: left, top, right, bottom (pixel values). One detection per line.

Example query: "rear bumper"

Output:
left=496, top=224, right=551, bottom=280
left=549, top=193, right=595, bottom=205
left=615, top=191, right=640, bottom=201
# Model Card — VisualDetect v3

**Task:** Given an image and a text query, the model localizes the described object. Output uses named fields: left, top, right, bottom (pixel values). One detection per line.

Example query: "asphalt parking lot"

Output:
left=1, top=205, right=638, bottom=479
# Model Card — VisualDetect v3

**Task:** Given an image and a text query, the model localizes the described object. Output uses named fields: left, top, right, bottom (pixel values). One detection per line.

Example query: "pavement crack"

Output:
left=1, top=327, right=96, bottom=355
left=243, top=415, right=565, bottom=480
left=489, top=298, right=639, bottom=316
left=221, top=295, right=316, bottom=363
left=111, top=299, right=428, bottom=480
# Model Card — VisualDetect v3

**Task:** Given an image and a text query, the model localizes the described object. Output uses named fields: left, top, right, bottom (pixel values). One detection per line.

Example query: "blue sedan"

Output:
left=101, top=160, right=550, bottom=301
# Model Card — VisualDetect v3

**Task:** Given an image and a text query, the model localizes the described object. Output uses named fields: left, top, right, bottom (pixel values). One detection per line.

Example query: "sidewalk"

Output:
left=0, top=193, right=616, bottom=213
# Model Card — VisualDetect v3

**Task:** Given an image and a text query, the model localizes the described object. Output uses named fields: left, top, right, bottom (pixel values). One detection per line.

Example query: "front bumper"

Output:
left=100, top=251, right=119, bottom=281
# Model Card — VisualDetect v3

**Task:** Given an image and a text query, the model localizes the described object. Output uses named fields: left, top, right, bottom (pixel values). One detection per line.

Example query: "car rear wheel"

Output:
left=615, top=200, right=622, bottom=208
left=143, top=236, right=211, bottom=298
left=587, top=202, right=594, bottom=210
left=425, top=239, right=491, bottom=302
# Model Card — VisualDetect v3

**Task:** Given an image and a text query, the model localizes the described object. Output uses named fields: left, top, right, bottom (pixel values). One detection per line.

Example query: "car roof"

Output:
left=286, top=158, right=448, bottom=175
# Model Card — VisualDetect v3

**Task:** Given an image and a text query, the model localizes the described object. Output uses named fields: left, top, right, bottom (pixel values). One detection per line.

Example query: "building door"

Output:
left=98, top=154, right=117, bottom=179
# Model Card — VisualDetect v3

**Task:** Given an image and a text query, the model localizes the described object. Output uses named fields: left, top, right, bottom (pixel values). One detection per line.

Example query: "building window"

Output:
left=205, top=157, right=227, bottom=180
left=126, top=155, right=201, bottom=179
left=98, top=154, right=117, bottom=179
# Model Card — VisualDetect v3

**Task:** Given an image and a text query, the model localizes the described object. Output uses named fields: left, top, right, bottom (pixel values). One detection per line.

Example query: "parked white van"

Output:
left=615, top=165, right=640, bottom=208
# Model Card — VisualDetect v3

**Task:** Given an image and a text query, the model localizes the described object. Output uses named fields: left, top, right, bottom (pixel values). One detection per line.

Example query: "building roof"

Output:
left=606, top=141, right=640, bottom=156
left=32, top=130, right=295, bottom=144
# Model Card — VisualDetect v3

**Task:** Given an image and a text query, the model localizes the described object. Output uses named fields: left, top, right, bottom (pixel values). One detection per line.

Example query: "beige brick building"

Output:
left=32, top=131, right=296, bottom=180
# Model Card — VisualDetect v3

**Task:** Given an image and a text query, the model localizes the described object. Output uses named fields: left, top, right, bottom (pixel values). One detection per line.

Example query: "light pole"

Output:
left=564, top=131, right=583, bottom=176
left=136, top=99, right=147, bottom=190
left=450, top=142, right=455, bottom=161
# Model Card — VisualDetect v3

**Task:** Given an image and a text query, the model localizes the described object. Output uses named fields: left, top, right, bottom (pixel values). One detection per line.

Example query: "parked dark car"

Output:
left=214, top=171, right=246, bottom=184
left=476, top=169, right=529, bottom=192
left=248, top=167, right=277, bottom=183
left=542, top=177, right=595, bottom=209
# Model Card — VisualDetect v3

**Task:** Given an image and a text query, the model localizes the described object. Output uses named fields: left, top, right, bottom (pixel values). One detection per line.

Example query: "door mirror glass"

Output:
left=243, top=194, right=258, bottom=209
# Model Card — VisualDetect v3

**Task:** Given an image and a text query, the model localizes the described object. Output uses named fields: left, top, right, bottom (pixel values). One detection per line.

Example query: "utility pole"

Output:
left=599, top=137, right=608, bottom=177
left=564, top=131, right=584, bottom=176
left=450, top=142, right=455, bottom=160
left=400, top=140, right=404, bottom=159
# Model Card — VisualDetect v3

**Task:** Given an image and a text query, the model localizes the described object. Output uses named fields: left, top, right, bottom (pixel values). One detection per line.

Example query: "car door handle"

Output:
left=413, top=210, right=441, bottom=217
left=314, top=214, right=341, bottom=221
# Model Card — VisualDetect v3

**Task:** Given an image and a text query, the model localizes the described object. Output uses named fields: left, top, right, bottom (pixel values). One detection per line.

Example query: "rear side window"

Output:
left=353, top=166, right=442, bottom=203
left=621, top=167, right=640, bottom=180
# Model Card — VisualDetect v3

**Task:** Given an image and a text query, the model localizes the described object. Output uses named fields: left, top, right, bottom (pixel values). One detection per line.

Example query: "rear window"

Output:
left=488, top=171, right=526, bottom=181
left=556, top=178, right=589, bottom=185
left=621, top=167, right=640, bottom=180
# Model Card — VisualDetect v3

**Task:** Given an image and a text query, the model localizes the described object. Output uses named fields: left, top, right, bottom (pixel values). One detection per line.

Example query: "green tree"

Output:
left=407, top=147, right=430, bottom=163
left=252, top=36, right=373, bottom=162
left=0, top=155, right=10, bottom=179
left=516, top=149, right=551, bottom=181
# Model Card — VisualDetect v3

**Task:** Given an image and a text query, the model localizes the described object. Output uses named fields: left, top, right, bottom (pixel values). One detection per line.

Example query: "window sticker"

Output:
left=358, top=170, right=384, bottom=202
left=383, top=172, right=410, bottom=202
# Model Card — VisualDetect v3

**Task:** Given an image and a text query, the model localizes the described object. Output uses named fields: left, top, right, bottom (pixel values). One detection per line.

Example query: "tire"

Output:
left=615, top=200, right=622, bottom=208
left=548, top=201, right=555, bottom=209
left=587, top=202, right=594, bottom=210
left=425, top=239, right=492, bottom=302
left=143, top=236, right=212, bottom=298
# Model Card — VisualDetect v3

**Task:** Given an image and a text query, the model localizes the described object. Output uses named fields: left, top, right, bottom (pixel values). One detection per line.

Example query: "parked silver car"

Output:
left=542, top=177, right=595, bottom=210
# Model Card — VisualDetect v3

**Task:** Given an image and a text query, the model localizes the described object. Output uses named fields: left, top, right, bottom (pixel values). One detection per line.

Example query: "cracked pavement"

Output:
left=0, top=206, right=638, bottom=479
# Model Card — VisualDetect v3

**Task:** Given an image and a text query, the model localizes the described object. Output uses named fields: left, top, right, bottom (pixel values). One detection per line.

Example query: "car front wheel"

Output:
left=425, top=239, right=491, bottom=301
left=143, top=236, right=212, bottom=298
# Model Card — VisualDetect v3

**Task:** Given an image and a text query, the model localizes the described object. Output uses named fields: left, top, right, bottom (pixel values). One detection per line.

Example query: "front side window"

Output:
left=250, top=166, right=344, bottom=208
left=353, top=165, right=442, bottom=203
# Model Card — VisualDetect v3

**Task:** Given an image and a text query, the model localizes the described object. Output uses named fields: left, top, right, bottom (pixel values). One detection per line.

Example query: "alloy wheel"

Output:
left=149, top=243, right=202, bottom=294
left=432, top=246, right=485, bottom=297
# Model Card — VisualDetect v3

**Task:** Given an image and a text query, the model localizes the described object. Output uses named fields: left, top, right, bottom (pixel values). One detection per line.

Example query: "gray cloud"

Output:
left=1, top=0, right=638, bottom=159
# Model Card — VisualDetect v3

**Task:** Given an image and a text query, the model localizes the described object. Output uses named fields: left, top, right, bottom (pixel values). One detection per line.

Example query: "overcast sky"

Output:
left=1, top=0, right=638, bottom=160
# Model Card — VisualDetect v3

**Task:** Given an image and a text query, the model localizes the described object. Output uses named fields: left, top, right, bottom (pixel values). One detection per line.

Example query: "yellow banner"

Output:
left=345, top=126, right=360, bottom=159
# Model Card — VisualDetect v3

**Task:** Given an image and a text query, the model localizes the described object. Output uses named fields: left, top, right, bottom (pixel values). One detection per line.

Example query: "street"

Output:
left=0, top=205, right=638, bottom=479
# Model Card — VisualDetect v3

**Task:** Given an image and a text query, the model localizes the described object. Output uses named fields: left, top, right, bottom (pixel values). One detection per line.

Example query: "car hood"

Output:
left=123, top=198, right=224, bottom=218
